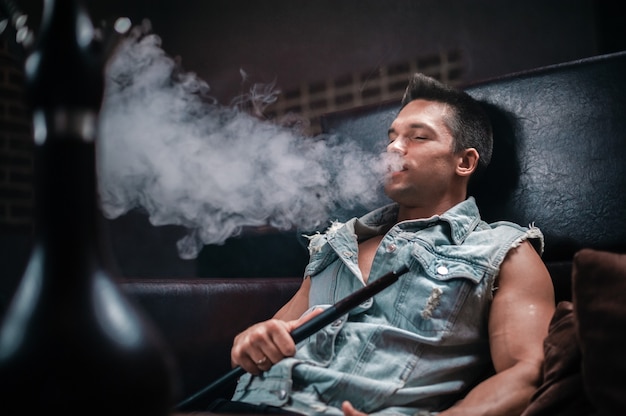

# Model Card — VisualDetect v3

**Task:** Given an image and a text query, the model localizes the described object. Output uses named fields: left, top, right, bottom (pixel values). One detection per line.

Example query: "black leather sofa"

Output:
left=121, top=50, right=626, bottom=413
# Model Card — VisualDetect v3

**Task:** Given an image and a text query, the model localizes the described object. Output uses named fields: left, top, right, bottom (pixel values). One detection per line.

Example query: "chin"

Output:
left=383, top=185, right=403, bottom=201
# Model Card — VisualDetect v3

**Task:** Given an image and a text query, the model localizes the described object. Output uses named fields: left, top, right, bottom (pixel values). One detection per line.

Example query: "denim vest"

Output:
left=232, top=197, right=544, bottom=415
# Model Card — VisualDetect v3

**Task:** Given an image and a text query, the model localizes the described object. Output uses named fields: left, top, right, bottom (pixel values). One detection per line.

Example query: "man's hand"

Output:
left=342, top=401, right=368, bottom=416
left=230, top=308, right=323, bottom=374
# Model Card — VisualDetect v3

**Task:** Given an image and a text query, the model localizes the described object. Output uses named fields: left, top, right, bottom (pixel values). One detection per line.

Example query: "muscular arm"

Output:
left=342, top=240, right=556, bottom=416
left=274, top=275, right=312, bottom=321
left=230, top=276, right=313, bottom=374
left=439, top=240, right=556, bottom=416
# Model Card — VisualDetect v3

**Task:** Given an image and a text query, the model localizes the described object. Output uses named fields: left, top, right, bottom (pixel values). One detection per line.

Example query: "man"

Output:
left=227, top=73, right=555, bottom=415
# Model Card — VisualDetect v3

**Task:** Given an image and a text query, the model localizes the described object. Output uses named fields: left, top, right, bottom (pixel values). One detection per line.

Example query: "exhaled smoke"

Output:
left=97, top=26, right=400, bottom=259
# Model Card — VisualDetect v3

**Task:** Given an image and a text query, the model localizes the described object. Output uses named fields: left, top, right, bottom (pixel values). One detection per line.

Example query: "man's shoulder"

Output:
left=479, top=220, right=545, bottom=256
left=485, top=219, right=531, bottom=232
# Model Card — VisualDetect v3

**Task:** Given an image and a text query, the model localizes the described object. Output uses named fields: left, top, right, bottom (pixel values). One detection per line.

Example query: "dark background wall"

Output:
left=1, top=0, right=625, bottom=293
left=14, top=0, right=621, bottom=101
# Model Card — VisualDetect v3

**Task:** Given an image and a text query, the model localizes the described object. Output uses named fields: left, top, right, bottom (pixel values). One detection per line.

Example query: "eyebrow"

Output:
left=388, top=123, right=436, bottom=136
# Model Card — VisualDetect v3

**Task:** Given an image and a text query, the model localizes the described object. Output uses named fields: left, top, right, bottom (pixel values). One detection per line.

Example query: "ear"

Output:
left=456, top=148, right=479, bottom=177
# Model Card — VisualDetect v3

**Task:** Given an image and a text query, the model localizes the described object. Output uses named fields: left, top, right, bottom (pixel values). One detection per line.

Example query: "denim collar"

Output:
left=355, top=197, right=481, bottom=245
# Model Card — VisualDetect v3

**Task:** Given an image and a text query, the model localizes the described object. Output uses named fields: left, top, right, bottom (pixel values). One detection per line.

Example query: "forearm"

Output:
left=438, top=361, right=541, bottom=416
left=273, top=276, right=311, bottom=320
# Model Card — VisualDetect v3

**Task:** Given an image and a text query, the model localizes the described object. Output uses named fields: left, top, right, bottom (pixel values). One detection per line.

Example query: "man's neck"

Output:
left=395, top=194, right=466, bottom=223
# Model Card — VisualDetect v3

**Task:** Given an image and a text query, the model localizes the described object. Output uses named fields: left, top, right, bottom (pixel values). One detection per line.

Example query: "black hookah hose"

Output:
left=175, top=265, right=409, bottom=411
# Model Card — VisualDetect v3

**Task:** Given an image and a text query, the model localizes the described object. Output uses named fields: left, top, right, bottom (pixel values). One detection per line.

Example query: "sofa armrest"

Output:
left=119, top=277, right=302, bottom=408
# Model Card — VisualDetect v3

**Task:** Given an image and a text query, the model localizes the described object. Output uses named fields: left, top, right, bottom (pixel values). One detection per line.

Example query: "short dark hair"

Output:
left=401, top=73, right=493, bottom=171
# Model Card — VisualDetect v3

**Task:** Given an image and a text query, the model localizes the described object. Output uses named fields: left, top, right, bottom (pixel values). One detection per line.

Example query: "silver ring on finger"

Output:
left=255, top=356, right=268, bottom=366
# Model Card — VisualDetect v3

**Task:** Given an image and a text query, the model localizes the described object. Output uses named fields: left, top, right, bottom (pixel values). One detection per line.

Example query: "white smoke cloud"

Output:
left=97, top=26, right=399, bottom=259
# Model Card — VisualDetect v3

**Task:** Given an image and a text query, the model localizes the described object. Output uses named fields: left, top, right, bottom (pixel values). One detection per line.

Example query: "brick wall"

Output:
left=0, top=38, right=33, bottom=235
left=265, top=49, right=465, bottom=136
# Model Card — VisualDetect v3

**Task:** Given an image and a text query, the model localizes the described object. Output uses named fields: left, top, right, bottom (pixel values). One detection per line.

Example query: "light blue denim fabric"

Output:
left=232, top=197, right=544, bottom=415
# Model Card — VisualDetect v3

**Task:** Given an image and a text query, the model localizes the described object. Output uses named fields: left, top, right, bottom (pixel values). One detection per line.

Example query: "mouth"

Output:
left=389, top=168, right=407, bottom=179
left=388, top=163, right=408, bottom=173
left=386, top=165, right=407, bottom=184
left=383, top=153, right=405, bottom=172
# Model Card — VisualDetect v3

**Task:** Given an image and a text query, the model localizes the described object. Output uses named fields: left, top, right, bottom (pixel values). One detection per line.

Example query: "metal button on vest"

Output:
left=386, top=243, right=397, bottom=253
left=437, top=265, right=449, bottom=275
left=331, top=318, right=344, bottom=327
left=269, top=389, right=288, bottom=400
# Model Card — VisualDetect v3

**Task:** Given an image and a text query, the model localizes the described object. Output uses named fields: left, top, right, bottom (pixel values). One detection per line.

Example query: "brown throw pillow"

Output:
left=521, top=301, right=594, bottom=416
left=573, top=248, right=626, bottom=415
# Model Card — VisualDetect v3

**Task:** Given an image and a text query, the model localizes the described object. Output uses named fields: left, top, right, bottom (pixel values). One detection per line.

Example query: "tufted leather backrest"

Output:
left=320, top=51, right=626, bottom=302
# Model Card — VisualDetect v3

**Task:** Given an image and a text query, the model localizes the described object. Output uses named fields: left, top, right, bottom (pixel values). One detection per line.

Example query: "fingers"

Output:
left=252, top=355, right=271, bottom=373
left=231, top=309, right=327, bottom=375
left=231, top=319, right=296, bottom=374
left=287, top=307, right=325, bottom=332
left=341, top=401, right=368, bottom=416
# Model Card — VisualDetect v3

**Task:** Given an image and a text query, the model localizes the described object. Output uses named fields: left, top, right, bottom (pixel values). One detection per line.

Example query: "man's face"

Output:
left=384, top=99, right=460, bottom=207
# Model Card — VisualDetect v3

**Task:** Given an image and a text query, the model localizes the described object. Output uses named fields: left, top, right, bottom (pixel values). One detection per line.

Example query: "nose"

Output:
left=387, top=136, right=406, bottom=154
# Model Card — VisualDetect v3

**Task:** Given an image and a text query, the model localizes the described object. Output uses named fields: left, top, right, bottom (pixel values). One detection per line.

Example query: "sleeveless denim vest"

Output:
left=232, top=197, right=544, bottom=415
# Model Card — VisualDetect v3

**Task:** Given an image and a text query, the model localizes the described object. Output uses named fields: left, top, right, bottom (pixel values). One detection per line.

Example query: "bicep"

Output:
left=488, top=241, right=555, bottom=373
left=273, top=276, right=311, bottom=321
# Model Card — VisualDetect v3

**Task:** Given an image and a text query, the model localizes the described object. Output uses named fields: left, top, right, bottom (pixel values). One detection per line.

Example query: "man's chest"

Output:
left=357, top=235, right=385, bottom=283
